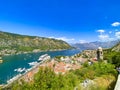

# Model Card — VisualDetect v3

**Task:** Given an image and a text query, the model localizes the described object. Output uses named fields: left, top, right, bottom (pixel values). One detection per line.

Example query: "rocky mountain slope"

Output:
left=72, top=40, right=120, bottom=50
left=112, top=42, right=120, bottom=52
left=0, top=31, right=71, bottom=55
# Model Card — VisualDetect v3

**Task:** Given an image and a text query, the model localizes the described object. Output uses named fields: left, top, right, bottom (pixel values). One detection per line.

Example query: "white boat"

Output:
left=28, top=61, right=38, bottom=66
left=38, top=54, right=51, bottom=61
left=14, top=68, right=26, bottom=73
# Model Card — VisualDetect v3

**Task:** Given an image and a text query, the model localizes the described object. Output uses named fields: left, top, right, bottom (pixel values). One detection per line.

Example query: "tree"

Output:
left=112, top=52, right=120, bottom=67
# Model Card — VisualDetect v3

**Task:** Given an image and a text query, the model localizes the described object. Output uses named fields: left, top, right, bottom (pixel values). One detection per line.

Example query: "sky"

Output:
left=0, top=0, right=120, bottom=43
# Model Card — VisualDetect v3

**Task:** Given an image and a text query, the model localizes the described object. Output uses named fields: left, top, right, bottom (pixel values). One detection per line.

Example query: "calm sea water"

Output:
left=0, top=49, right=81, bottom=84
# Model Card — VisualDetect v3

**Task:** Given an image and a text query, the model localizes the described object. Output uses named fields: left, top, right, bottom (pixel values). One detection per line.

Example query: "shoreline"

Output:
left=2, top=58, right=47, bottom=88
left=0, top=49, right=81, bottom=88
left=1, top=49, right=80, bottom=87
left=1, top=48, right=74, bottom=57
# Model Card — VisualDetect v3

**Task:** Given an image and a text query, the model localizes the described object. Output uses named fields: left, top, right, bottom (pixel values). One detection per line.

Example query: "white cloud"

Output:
left=49, top=36, right=75, bottom=43
left=98, top=34, right=109, bottom=41
left=109, top=31, right=112, bottom=34
left=115, top=29, right=118, bottom=32
left=79, top=40, right=88, bottom=43
left=48, top=36, right=55, bottom=39
left=98, top=34, right=114, bottom=41
left=115, top=31, right=120, bottom=38
left=111, top=22, right=120, bottom=27
left=97, top=30, right=105, bottom=34
left=97, top=29, right=115, bottom=41
left=56, top=37, right=75, bottom=41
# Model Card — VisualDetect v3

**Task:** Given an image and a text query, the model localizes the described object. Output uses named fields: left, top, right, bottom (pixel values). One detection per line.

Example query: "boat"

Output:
left=38, top=54, right=51, bottom=61
left=28, top=61, right=38, bottom=66
left=14, top=68, right=26, bottom=73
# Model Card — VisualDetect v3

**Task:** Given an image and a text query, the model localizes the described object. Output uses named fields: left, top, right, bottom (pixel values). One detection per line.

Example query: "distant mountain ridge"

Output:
left=72, top=40, right=120, bottom=50
left=0, top=31, right=71, bottom=55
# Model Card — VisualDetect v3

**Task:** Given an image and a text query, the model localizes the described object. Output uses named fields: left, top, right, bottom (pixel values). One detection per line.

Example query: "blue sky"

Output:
left=0, top=0, right=120, bottom=43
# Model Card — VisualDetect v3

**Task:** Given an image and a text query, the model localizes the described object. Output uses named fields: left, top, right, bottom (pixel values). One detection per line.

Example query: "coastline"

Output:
left=2, top=56, right=47, bottom=88
left=1, top=48, right=74, bottom=57
left=0, top=49, right=80, bottom=87
left=1, top=48, right=118, bottom=89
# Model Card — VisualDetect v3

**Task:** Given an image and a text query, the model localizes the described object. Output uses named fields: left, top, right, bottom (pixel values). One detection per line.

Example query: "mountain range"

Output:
left=1, top=30, right=120, bottom=56
left=72, top=40, right=120, bottom=50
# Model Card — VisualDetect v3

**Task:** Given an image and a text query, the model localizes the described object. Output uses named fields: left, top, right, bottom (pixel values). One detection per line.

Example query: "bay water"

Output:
left=0, top=49, right=81, bottom=84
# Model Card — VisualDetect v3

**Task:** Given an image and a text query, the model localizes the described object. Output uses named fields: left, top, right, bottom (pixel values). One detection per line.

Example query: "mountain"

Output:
left=112, top=42, right=120, bottom=52
left=0, top=31, right=71, bottom=55
left=72, top=40, right=120, bottom=50
left=71, top=42, right=98, bottom=50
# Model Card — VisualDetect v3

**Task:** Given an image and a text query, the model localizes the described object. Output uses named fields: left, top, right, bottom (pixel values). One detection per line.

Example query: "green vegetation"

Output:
left=104, top=51, right=120, bottom=67
left=4, top=62, right=117, bottom=90
left=103, top=42, right=120, bottom=67
left=87, top=75, right=116, bottom=90
left=112, top=52, right=120, bottom=67
left=2, top=35, right=120, bottom=90
left=5, top=67, right=79, bottom=90
left=0, top=31, right=71, bottom=55
left=73, top=62, right=117, bottom=80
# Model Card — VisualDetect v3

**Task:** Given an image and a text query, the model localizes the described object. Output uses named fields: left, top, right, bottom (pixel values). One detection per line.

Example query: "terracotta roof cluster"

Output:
left=21, top=59, right=81, bottom=82
left=54, top=62, right=66, bottom=74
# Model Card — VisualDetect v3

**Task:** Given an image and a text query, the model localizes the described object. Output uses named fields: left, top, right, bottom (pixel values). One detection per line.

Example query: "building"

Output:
left=97, top=47, right=103, bottom=60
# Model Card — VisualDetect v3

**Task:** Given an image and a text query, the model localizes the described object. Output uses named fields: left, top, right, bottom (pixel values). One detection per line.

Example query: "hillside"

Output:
left=0, top=31, right=71, bottom=55
left=112, top=42, right=120, bottom=52
left=4, top=56, right=117, bottom=90
left=103, top=42, right=120, bottom=67
left=72, top=40, right=119, bottom=50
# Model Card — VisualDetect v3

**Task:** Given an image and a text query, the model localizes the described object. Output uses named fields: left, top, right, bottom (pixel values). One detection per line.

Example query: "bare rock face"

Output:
left=112, top=42, right=120, bottom=52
